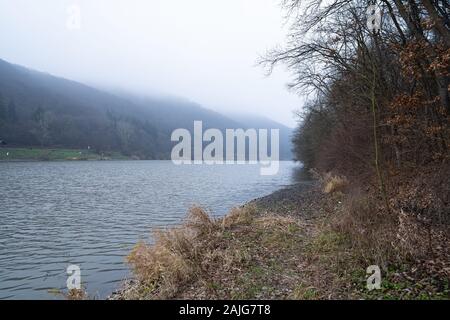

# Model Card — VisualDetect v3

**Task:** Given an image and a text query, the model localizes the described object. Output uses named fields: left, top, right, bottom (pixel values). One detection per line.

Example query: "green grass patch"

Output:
left=0, top=147, right=129, bottom=161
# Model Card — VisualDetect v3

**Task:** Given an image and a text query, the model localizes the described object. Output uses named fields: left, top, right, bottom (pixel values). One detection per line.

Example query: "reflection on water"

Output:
left=0, top=160, right=296, bottom=299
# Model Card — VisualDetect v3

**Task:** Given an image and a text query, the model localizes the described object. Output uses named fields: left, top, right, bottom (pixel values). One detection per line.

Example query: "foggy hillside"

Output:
left=0, top=58, right=293, bottom=160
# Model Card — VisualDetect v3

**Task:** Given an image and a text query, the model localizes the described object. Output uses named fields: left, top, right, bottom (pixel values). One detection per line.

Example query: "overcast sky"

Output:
left=0, top=0, right=302, bottom=127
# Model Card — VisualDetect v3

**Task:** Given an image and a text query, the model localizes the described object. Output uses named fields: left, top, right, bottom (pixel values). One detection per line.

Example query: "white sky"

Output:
left=0, top=0, right=303, bottom=127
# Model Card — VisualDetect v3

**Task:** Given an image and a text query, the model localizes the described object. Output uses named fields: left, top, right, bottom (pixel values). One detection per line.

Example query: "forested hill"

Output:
left=0, top=59, right=292, bottom=160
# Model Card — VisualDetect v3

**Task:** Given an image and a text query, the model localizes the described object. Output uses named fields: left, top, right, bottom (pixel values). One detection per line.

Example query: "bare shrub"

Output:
left=332, top=189, right=450, bottom=272
left=332, top=192, right=400, bottom=267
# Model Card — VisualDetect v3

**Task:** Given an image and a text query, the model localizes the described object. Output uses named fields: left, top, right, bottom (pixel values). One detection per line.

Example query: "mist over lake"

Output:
left=0, top=160, right=297, bottom=299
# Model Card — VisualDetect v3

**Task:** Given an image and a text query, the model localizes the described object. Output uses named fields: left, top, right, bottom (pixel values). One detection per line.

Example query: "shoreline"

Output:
left=0, top=147, right=132, bottom=161
left=108, top=181, right=324, bottom=300
left=107, top=183, right=313, bottom=300
left=105, top=175, right=449, bottom=300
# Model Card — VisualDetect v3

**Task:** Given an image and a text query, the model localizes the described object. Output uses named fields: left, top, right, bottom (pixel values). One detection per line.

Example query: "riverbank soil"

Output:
left=112, top=174, right=450, bottom=300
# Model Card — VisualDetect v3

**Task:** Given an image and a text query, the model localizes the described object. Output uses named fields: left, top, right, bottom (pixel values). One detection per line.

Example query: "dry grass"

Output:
left=119, top=175, right=449, bottom=300
left=65, top=288, right=88, bottom=300
left=123, top=205, right=307, bottom=299
left=332, top=193, right=399, bottom=266
left=322, top=173, right=348, bottom=194
left=126, top=206, right=216, bottom=299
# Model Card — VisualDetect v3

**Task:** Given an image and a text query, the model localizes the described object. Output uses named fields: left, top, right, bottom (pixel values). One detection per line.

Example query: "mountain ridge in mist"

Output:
left=0, top=58, right=293, bottom=160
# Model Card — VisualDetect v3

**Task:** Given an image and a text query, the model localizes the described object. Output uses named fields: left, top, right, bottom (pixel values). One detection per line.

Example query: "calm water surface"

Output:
left=0, top=160, right=297, bottom=299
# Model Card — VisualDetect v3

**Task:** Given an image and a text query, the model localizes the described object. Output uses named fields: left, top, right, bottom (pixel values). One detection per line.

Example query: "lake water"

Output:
left=0, top=160, right=297, bottom=299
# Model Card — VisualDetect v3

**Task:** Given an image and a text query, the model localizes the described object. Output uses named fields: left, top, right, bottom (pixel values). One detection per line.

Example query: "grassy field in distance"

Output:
left=0, top=147, right=129, bottom=161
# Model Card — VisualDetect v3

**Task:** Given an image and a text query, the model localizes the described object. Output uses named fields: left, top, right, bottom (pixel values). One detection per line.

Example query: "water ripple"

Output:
left=0, top=160, right=295, bottom=299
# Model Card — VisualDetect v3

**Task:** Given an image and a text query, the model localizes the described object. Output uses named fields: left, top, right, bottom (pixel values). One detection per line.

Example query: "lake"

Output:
left=0, top=160, right=297, bottom=299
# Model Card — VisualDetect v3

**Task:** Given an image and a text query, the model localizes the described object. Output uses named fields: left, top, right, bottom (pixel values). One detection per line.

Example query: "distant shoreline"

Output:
left=0, top=147, right=295, bottom=162
left=0, top=147, right=132, bottom=162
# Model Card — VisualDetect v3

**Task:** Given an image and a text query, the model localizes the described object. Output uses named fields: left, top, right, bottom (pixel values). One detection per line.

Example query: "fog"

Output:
left=0, top=0, right=302, bottom=127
